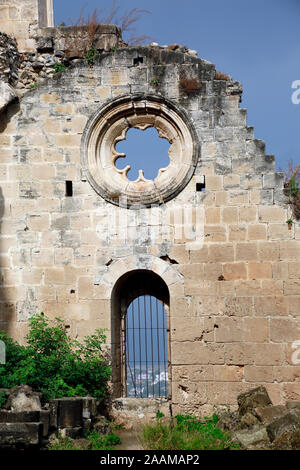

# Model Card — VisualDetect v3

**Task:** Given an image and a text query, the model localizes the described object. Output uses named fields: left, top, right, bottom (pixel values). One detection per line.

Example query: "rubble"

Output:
left=0, top=387, right=105, bottom=449
left=218, top=386, right=300, bottom=450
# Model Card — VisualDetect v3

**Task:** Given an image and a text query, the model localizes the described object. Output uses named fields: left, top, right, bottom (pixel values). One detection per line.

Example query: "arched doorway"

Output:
left=111, top=270, right=170, bottom=399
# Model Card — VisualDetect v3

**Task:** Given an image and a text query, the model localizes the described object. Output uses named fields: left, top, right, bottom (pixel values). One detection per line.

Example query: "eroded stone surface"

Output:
left=0, top=422, right=43, bottom=449
left=232, top=425, right=269, bottom=449
left=267, top=408, right=300, bottom=442
left=0, top=81, right=18, bottom=112
left=109, top=398, right=170, bottom=429
left=4, top=385, right=42, bottom=412
left=237, top=386, right=272, bottom=417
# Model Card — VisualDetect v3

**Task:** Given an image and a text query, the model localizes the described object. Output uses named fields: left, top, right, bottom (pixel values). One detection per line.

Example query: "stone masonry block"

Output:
left=259, top=206, right=286, bottom=223
left=223, top=263, right=247, bottom=280
left=214, top=317, right=243, bottom=343
left=254, top=296, right=288, bottom=316
left=247, top=224, right=267, bottom=241
left=248, top=262, right=272, bottom=280
left=50, top=398, right=83, bottom=429
left=0, top=422, right=43, bottom=448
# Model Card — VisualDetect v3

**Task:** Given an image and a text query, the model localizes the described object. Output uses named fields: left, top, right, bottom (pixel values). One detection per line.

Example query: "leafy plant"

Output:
left=0, top=314, right=111, bottom=402
left=150, top=77, right=159, bottom=88
left=48, top=430, right=121, bottom=451
left=53, top=62, right=68, bottom=74
left=84, top=45, right=99, bottom=66
left=0, top=390, right=7, bottom=408
left=48, top=434, right=76, bottom=450
left=289, top=173, right=299, bottom=198
left=139, top=413, right=239, bottom=450
left=29, top=82, right=37, bottom=89
left=281, top=160, right=300, bottom=220
left=85, top=431, right=121, bottom=450
left=281, top=160, right=300, bottom=189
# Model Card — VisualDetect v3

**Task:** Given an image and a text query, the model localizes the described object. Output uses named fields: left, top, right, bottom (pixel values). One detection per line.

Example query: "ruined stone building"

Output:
left=0, top=0, right=300, bottom=417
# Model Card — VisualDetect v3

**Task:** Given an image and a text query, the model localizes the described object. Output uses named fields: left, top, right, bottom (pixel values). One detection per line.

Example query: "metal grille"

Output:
left=125, top=295, right=168, bottom=398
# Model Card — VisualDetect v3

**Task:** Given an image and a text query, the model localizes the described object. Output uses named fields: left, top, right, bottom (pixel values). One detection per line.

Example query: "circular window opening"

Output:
left=115, top=127, right=170, bottom=181
left=81, top=95, right=199, bottom=207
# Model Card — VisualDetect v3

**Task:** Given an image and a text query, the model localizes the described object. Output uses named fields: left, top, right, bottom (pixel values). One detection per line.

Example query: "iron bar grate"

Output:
left=125, top=295, right=168, bottom=398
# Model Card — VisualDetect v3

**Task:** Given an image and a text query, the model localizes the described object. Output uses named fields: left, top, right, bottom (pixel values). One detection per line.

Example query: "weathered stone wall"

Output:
left=17, top=24, right=122, bottom=92
left=0, top=0, right=53, bottom=52
left=0, top=32, right=19, bottom=85
left=0, top=23, right=299, bottom=416
left=0, top=1, right=122, bottom=92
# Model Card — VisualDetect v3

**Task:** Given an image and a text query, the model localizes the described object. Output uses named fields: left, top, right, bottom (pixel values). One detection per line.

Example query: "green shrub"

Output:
left=48, top=434, right=76, bottom=451
left=84, top=46, right=99, bottom=66
left=48, top=431, right=121, bottom=451
left=85, top=431, right=121, bottom=450
left=0, top=390, right=7, bottom=408
left=139, top=413, right=239, bottom=450
left=0, top=314, right=111, bottom=403
left=53, top=62, right=68, bottom=74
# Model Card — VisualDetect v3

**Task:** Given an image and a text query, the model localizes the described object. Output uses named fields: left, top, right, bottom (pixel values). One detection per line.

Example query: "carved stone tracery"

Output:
left=82, top=95, right=199, bottom=207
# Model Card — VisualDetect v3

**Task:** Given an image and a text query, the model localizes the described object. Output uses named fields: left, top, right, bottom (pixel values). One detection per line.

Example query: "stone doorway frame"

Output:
left=97, top=254, right=184, bottom=399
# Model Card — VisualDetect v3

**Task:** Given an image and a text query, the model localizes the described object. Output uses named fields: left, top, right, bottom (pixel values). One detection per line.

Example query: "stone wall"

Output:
left=0, top=44, right=299, bottom=416
left=0, top=1, right=122, bottom=92
left=0, top=0, right=53, bottom=52
left=0, top=32, right=19, bottom=86
left=0, top=2, right=299, bottom=416
left=17, top=24, right=122, bottom=92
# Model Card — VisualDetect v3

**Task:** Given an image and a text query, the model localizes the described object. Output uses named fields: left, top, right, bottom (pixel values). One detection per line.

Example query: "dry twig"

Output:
left=68, top=1, right=153, bottom=46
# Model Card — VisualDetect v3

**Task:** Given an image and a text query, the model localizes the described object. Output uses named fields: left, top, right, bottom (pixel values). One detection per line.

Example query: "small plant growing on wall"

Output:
left=150, top=77, right=159, bottom=88
left=282, top=160, right=300, bottom=220
left=85, top=45, right=99, bottom=67
left=215, top=71, right=231, bottom=81
left=64, top=1, right=153, bottom=60
left=53, top=62, right=68, bottom=74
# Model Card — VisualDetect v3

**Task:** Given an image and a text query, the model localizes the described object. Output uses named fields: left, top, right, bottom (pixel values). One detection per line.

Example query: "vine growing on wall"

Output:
left=281, top=160, right=300, bottom=221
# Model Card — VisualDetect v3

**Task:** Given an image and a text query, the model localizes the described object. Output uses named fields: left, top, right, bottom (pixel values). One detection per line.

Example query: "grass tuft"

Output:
left=139, top=413, right=239, bottom=450
left=48, top=430, right=121, bottom=451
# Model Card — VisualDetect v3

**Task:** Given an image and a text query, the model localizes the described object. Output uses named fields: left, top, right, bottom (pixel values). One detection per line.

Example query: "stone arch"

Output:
left=100, top=255, right=184, bottom=398
left=100, top=255, right=184, bottom=297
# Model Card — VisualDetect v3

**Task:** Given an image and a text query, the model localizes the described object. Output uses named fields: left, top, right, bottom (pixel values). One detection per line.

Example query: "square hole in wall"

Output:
left=65, top=181, right=73, bottom=197
left=133, top=57, right=144, bottom=66
left=196, top=177, right=206, bottom=192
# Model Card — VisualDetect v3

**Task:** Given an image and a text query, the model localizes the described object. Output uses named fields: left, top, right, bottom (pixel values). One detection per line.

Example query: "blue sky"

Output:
left=54, top=0, right=300, bottom=175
